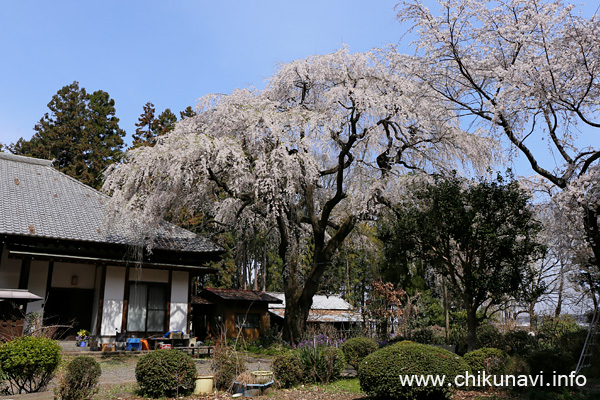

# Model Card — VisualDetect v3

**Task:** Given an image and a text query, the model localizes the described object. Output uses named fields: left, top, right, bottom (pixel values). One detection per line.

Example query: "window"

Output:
left=127, top=282, right=167, bottom=332
left=235, top=313, right=260, bottom=329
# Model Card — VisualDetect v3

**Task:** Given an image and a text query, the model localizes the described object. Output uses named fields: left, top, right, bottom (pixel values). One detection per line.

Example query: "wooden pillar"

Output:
left=18, top=258, right=31, bottom=290
left=121, top=265, right=130, bottom=333
left=166, top=270, right=172, bottom=332
left=44, top=261, right=54, bottom=300
left=187, top=275, right=193, bottom=334
left=95, top=264, right=107, bottom=337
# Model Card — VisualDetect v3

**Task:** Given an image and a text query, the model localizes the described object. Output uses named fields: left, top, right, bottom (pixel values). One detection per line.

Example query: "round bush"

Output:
left=342, top=337, right=378, bottom=370
left=55, top=355, right=102, bottom=400
left=463, top=347, right=508, bottom=375
left=272, top=350, right=304, bottom=388
left=135, top=349, right=197, bottom=398
left=358, top=341, right=470, bottom=400
left=0, top=336, right=61, bottom=394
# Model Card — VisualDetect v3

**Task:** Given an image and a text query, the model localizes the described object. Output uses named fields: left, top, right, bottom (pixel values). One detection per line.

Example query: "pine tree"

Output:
left=132, top=104, right=180, bottom=148
left=8, top=81, right=125, bottom=189
left=155, top=109, right=177, bottom=137
left=132, top=102, right=158, bottom=148
left=179, top=106, right=196, bottom=120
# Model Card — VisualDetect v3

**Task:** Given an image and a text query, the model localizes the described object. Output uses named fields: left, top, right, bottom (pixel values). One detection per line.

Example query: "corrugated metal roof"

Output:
left=267, top=292, right=354, bottom=310
left=269, top=308, right=362, bottom=323
left=267, top=292, right=361, bottom=322
left=0, top=152, right=221, bottom=253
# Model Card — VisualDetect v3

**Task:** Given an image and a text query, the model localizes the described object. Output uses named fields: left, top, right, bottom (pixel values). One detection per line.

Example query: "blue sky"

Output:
left=0, top=1, right=597, bottom=178
left=0, top=0, right=403, bottom=146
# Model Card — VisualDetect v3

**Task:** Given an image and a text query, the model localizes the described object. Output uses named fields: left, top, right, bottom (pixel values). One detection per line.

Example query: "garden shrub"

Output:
left=342, top=337, right=378, bottom=370
left=527, top=349, right=575, bottom=381
left=211, top=343, right=246, bottom=391
left=54, top=356, right=102, bottom=400
left=358, top=341, right=470, bottom=400
left=135, top=349, right=197, bottom=398
left=504, top=355, right=530, bottom=376
left=296, top=335, right=345, bottom=384
left=410, top=326, right=444, bottom=345
left=449, top=326, right=468, bottom=355
left=463, top=347, right=508, bottom=375
left=503, top=330, right=538, bottom=356
left=0, top=336, right=61, bottom=394
left=272, top=350, right=304, bottom=388
left=476, top=324, right=503, bottom=349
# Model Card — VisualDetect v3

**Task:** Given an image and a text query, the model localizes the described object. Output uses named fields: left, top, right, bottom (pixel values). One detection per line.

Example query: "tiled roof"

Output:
left=201, top=288, right=283, bottom=303
left=0, top=152, right=222, bottom=253
left=190, top=295, right=214, bottom=305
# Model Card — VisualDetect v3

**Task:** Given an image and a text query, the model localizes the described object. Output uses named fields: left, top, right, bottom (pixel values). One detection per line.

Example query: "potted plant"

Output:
left=76, top=329, right=91, bottom=347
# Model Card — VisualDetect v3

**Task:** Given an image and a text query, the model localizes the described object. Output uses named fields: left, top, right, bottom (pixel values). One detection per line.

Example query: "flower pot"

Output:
left=79, top=342, right=87, bottom=347
left=194, top=375, right=213, bottom=395
left=251, top=371, right=273, bottom=384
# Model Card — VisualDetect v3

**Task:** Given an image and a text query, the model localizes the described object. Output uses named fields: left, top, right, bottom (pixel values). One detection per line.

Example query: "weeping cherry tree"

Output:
left=103, top=48, right=497, bottom=343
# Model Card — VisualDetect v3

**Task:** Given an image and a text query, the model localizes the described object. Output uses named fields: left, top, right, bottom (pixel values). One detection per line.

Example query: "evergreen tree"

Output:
left=179, top=106, right=196, bottom=120
left=387, top=173, right=545, bottom=351
left=155, top=109, right=177, bottom=137
left=132, top=102, right=158, bottom=148
left=9, top=81, right=125, bottom=189
left=132, top=103, right=180, bottom=148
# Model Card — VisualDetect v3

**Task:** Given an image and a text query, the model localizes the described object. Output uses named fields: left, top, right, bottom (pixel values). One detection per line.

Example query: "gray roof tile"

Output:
left=0, top=152, right=221, bottom=253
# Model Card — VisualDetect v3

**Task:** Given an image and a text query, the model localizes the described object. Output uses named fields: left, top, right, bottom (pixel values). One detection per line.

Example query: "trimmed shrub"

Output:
left=135, top=349, right=197, bottom=398
left=476, top=324, right=503, bottom=349
left=211, top=344, right=246, bottom=391
left=358, top=341, right=470, bottom=400
left=463, top=347, right=508, bottom=375
left=54, top=356, right=102, bottom=400
left=342, top=337, right=378, bottom=370
left=503, top=330, right=538, bottom=356
left=410, top=326, right=445, bottom=345
left=272, top=351, right=304, bottom=388
left=0, top=336, right=61, bottom=394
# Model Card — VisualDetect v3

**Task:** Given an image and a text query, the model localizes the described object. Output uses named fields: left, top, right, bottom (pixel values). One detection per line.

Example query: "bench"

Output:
left=175, top=345, right=214, bottom=358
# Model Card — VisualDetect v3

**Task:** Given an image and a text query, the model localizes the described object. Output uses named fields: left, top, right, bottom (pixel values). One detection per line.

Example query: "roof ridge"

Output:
left=1, top=151, right=113, bottom=200
left=0, top=152, right=53, bottom=167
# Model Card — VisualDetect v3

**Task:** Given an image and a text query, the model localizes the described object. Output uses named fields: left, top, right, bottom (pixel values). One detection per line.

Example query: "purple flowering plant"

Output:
left=294, top=334, right=346, bottom=383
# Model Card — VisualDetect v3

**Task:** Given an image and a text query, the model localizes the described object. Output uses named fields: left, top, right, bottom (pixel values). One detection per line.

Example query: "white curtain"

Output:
left=127, top=283, right=148, bottom=332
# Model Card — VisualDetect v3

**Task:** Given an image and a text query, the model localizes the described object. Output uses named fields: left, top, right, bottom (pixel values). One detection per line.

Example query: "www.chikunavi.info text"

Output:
left=400, top=371, right=587, bottom=388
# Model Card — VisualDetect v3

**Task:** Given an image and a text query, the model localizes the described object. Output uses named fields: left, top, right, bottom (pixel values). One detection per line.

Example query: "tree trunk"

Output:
left=282, top=291, right=312, bottom=344
left=442, top=278, right=450, bottom=344
left=583, top=205, right=600, bottom=271
left=466, top=305, right=478, bottom=352
left=555, top=261, right=564, bottom=318
left=528, top=302, right=536, bottom=329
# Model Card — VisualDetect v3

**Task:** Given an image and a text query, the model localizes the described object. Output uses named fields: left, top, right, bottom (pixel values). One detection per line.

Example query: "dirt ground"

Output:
left=95, top=353, right=271, bottom=385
